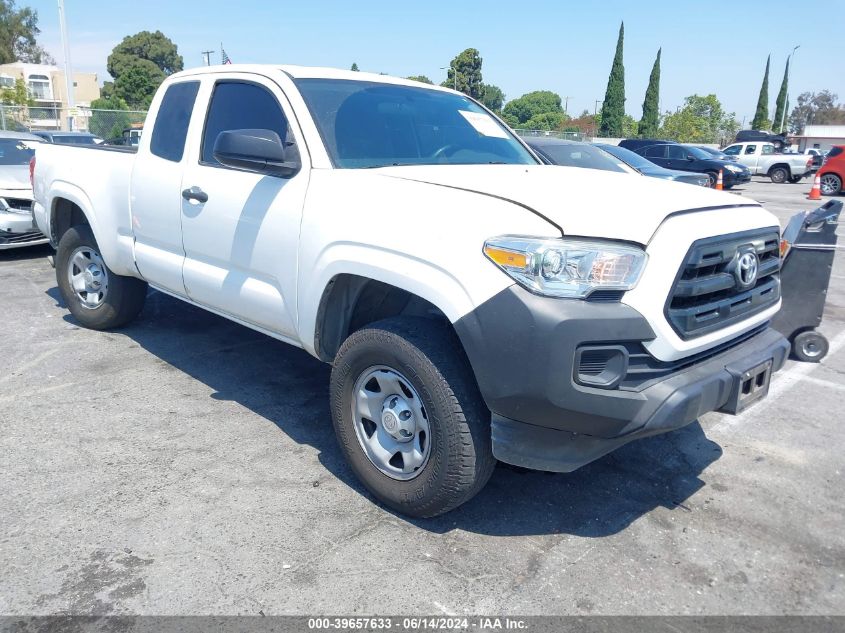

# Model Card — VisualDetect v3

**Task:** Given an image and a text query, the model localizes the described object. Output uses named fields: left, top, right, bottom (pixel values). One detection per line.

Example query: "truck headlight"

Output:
left=483, top=237, right=647, bottom=298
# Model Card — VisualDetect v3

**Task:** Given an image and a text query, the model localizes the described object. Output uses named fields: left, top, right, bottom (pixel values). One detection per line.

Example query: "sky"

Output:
left=28, top=0, right=845, bottom=125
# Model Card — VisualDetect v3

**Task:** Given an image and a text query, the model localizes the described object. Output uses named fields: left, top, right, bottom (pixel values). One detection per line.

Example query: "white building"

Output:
left=792, top=125, right=845, bottom=153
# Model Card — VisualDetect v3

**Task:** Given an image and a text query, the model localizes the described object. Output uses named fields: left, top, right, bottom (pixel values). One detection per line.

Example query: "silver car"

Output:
left=0, top=130, right=47, bottom=250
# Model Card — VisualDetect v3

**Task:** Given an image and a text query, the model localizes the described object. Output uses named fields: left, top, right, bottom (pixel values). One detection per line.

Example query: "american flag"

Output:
left=221, top=45, right=231, bottom=65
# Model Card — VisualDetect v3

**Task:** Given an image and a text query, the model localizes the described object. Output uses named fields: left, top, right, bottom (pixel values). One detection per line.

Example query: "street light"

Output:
left=779, top=44, right=800, bottom=133
left=440, top=65, right=457, bottom=91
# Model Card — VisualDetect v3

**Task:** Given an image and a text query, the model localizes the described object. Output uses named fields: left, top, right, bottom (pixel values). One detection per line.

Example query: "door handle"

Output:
left=182, top=186, right=208, bottom=203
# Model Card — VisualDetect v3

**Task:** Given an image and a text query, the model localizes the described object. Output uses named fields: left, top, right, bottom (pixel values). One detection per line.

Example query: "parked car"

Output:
left=32, top=65, right=789, bottom=517
left=618, top=140, right=752, bottom=188
left=735, top=130, right=788, bottom=152
left=0, top=130, right=48, bottom=250
left=597, top=143, right=710, bottom=186
left=689, top=145, right=736, bottom=161
left=32, top=131, right=104, bottom=145
left=525, top=137, right=635, bottom=173
left=818, top=145, right=844, bottom=195
left=722, top=142, right=812, bottom=183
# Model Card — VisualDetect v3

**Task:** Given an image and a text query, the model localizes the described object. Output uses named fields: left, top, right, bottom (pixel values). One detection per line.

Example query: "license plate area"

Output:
left=720, top=359, right=773, bottom=414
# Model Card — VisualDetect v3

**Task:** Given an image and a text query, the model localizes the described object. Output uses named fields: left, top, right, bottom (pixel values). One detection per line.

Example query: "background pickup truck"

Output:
left=32, top=65, right=789, bottom=517
left=722, top=141, right=813, bottom=183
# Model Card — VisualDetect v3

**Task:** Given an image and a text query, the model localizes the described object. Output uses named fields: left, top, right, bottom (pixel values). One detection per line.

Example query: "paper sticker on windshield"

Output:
left=458, top=110, right=509, bottom=139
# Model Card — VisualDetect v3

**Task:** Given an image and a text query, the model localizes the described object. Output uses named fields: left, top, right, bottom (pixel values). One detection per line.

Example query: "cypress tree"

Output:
left=751, top=55, right=771, bottom=130
left=772, top=58, right=789, bottom=133
left=638, top=48, right=661, bottom=137
left=599, top=22, right=625, bottom=137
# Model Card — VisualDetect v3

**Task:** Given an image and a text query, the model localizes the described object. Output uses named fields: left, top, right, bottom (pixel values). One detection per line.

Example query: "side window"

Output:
left=643, top=145, right=666, bottom=158
left=150, top=81, right=200, bottom=162
left=201, top=81, right=289, bottom=166
left=745, top=145, right=757, bottom=155
left=667, top=145, right=688, bottom=159
left=762, top=144, right=774, bottom=155
left=723, top=145, right=740, bottom=156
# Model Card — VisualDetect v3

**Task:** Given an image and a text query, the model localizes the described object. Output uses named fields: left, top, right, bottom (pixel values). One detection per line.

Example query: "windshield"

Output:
left=597, top=143, right=654, bottom=171
left=0, top=138, right=41, bottom=165
left=531, top=141, right=628, bottom=173
left=294, top=79, right=536, bottom=169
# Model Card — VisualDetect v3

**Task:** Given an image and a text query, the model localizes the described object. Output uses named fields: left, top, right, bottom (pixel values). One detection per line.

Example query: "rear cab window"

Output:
left=150, top=81, right=201, bottom=162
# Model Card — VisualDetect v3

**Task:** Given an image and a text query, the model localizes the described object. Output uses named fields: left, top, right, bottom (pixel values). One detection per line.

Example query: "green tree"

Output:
left=0, top=76, right=29, bottom=105
left=772, top=58, right=789, bottom=133
left=0, top=0, right=53, bottom=64
left=638, top=48, right=661, bottom=137
left=787, top=90, right=845, bottom=134
left=660, top=94, right=738, bottom=143
left=106, top=31, right=182, bottom=108
left=406, top=75, right=432, bottom=84
left=502, top=90, right=562, bottom=125
left=441, top=48, right=483, bottom=99
left=751, top=55, right=770, bottom=130
left=522, top=111, right=568, bottom=131
left=480, top=84, right=504, bottom=112
left=350, top=62, right=359, bottom=71
left=89, top=95, right=131, bottom=139
left=599, top=22, right=625, bottom=137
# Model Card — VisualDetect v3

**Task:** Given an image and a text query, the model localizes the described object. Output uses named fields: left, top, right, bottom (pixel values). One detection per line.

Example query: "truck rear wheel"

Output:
left=330, top=317, right=495, bottom=518
left=56, top=224, right=148, bottom=330
left=769, top=167, right=788, bottom=183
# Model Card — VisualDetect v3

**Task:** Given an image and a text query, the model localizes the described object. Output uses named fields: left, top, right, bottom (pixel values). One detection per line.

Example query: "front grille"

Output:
left=666, top=229, right=780, bottom=339
left=2, top=197, right=33, bottom=212
left=0, top=230, right=45, bottom=245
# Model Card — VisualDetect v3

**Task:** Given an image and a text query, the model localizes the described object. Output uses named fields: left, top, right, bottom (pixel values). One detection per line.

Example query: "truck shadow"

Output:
left=51, top=287, right=722, bottom=538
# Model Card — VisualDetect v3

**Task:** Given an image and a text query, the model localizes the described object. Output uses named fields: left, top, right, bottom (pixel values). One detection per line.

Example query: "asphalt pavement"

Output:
left=1, top=178, right=843, bottom=616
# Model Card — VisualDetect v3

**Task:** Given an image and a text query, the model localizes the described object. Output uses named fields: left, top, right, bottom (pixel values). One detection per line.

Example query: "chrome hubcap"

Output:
left=68, top=246, right=108, bottom=309
left=352, top=366, right=431, bottom=480
left=820, top=175, right=840, bottom=195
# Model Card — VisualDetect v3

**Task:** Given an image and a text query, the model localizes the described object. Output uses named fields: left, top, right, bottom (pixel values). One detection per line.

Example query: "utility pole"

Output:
left=201, top=50, right=214, bottom=66
left=57, top=0, right=75, bottom=131
left=563, top=96, right=571, bottom=116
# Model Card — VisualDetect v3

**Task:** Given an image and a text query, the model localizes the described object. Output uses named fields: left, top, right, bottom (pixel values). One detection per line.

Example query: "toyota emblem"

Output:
left=735, top=251, right=759, bottom=288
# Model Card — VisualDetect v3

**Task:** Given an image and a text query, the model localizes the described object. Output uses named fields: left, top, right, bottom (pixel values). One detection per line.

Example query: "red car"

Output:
left=819, top=145, right=844, bottom=196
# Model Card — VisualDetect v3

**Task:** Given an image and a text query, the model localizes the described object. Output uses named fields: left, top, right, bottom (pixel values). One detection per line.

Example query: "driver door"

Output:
left=179, top=75, right=309, bottom=339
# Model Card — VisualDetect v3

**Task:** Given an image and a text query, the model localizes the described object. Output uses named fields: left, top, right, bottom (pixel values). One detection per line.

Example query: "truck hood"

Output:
left=0, top=165, right=32, bottom=191
left=376, top=164, right=759, bottom=245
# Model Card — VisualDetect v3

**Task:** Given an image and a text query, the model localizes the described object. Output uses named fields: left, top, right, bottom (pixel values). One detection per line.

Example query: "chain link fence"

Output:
left=0, top=105, right=147, bottom=142
left=514, top=129, right=587, bottom=142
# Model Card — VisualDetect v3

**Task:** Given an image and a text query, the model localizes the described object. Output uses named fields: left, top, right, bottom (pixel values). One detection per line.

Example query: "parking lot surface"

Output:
left=1, top=178, right=843, bottom=616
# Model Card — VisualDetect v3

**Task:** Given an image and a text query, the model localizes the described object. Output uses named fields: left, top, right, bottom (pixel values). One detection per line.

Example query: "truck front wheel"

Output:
left=56, top=224, right=148, bottom=330
left=330, top=317, right=496, bottom=518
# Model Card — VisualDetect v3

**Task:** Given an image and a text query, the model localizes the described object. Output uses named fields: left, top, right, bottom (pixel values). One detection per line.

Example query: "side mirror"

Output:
left=213, top=129, right=300, bottom=177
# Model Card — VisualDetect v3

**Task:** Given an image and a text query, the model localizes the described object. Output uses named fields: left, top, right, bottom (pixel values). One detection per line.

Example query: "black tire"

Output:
left=769, top=167, right=788, bottom=183
left=792, top=331, right=829, bottom=363
left=56, top=224, right=147, bottom=330
left=705, top=171, right=718, bottom=187
left=330, top=317, right=496, bottom=518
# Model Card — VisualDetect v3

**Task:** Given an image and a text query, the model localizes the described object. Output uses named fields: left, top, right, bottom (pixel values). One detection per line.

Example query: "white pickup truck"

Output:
left=722, top=141, right=813, bottom=183
left=32, top=65, right=790, bottom=517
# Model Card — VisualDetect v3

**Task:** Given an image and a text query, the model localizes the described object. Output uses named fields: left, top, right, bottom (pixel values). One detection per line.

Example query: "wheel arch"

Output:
left=767, top=162, right=791, bottom=176
left=313, top=273, right=456, bottom=362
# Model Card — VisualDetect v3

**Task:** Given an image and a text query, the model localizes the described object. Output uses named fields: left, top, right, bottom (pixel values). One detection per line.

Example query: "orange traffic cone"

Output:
left=808, top=173, right=822, bottom=200
left=715, top=169, right=723, bottom=190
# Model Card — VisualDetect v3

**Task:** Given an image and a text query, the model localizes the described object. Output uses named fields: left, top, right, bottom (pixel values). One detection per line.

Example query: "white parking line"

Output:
left=710, top=328, right=845, bottom=435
